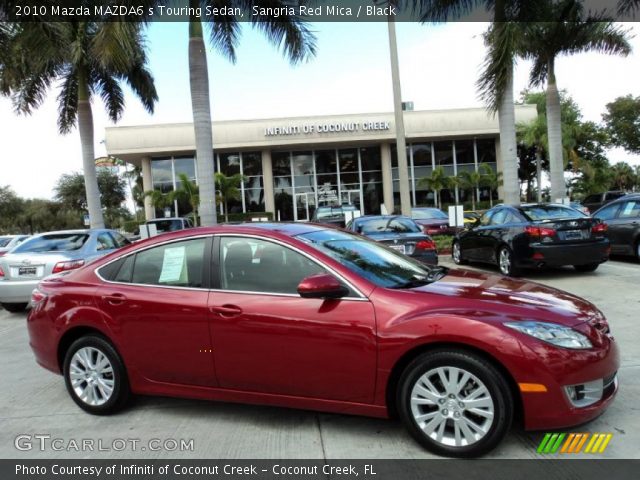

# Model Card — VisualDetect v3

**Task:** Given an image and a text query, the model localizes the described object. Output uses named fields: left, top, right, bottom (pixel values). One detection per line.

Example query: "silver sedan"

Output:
left=0, top=229, right=129, bottom=312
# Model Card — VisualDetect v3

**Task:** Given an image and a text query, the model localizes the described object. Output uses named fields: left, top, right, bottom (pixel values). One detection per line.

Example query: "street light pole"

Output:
left=387, top=15, right=412, bottom=216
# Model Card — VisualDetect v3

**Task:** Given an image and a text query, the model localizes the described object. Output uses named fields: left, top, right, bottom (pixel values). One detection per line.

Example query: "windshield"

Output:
left=148, top=219, right=183, bottom=232
left=521, top=205, right=586, bottom=221
left=412, top=209, right=447, bottom=220
left=298, top=230, right=444, bottom=288
left=0, top=237, right=11, bottom=248
left=357, top=217, right=420, bottom=234
left=14, top=234, right=89, bottom=253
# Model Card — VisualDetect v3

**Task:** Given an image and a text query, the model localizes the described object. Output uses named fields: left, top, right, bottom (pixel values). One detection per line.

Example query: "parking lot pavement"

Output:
left=1, top=258, right=638, bottom=460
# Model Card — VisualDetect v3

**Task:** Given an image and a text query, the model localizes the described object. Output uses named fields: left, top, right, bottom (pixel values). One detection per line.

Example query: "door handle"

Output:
left=102, top=293, right=127, bottom=305
left=209, top=305, right=243, bottom=317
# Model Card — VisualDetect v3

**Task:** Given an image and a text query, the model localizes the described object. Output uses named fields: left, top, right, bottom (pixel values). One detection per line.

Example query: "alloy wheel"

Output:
left=499, top=248, right=511, bottom=275
left=452, top=242, right=461, bottom=264
left=409, top=366, right=495, bottom=447
left=69, top=347, right=115, bottom=406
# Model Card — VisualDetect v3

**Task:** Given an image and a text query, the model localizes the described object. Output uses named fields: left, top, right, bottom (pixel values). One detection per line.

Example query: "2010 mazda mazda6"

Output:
left=27, top=223, right=619, bottom=457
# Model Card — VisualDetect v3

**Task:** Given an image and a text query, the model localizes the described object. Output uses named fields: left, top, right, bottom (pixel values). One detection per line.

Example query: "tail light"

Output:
left=592, top=223, right=608, bottom=235
left=31, top=288, right=47, bottom=305
left=0, top=266, right=4, bottom=277
left=52, top=259, right=85, bottom=274
left=525, top=225, right=556, bottom=239
left=0, top=251, right=6, bottom=257
left=416, top=240, right=436, bottom=250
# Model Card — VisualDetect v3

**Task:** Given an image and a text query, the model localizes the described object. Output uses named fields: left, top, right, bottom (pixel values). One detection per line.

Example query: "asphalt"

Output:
left=0, top=257, right=638, bottom=459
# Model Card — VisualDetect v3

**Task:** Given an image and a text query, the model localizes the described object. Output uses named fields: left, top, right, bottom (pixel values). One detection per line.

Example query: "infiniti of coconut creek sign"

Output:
left=264, top=120, right=391, bottom=137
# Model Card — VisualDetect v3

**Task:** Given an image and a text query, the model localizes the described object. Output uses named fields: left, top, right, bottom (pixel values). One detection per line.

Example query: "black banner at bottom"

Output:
left=5, top=459, right=639, bottom=480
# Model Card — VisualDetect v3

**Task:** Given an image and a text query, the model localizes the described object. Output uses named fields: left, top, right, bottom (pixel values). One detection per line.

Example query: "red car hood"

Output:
left=412, top=268, right=602, bottom=327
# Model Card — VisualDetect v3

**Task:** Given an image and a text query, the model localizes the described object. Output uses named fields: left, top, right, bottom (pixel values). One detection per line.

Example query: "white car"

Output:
left=0, top=235, right=30, bottom=257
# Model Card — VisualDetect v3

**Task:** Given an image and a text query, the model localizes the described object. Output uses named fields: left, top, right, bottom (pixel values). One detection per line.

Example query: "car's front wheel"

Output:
left=63, top=335, right=130, bottom=415
left=574, top=263, right=599, bottom=273
left=397, top=349, right=513, bottom=458
left=498, top=246, right=519, bottom=277
left=0, top=302, right=28, bottom=313
left=452, top=241, right=467, bottom=265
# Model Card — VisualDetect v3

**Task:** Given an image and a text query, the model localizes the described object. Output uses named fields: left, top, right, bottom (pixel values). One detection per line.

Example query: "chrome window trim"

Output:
left=94, top=232, right=370, bottom=300
left=216, top=233, right=368, bottom=300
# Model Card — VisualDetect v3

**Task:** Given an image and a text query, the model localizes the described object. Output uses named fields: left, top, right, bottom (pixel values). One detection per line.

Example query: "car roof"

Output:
left=353, top=215, right=412, bottom=221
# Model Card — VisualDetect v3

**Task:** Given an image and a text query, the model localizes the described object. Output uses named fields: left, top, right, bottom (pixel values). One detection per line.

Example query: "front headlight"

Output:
left=504, top=321, right=592, bottom=349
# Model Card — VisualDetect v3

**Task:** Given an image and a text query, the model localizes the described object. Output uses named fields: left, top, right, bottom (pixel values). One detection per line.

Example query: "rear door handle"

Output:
left=102, top=293, right=127, bottom=305
left=209, top=305, right=243, bottom=317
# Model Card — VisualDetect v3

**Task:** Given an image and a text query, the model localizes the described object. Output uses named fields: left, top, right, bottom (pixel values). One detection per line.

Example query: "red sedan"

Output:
left=27, top=223, right=619, bottom=457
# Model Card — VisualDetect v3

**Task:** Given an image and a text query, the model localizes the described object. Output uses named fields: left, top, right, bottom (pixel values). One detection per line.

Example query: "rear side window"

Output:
left=131, top=238, right=206, bottom=288
left=490, top=210, right=507, bottom=225
left=521, top=206, right=585, bottom=221
left=0, top=237, right=10, bottom=248
left=14, top=234, right=89, bottom=253
left=595, top=203, right=621, bottom=221
left=111, top=232, right=130, bottom=248
left=97, top=233, right=116, bottom=251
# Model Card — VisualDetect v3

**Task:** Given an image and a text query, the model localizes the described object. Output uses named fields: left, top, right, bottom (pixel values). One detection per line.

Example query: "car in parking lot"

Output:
left=593, top=193, right=640, bottom=260
left=0, top=235, right=30, bottom=257
left=345, top=215, right=438, bottom=265
left=27, top=223, right=618, bottom=457
left=311, top=204, right=359, bottom=228
left=582, top=191, right=627, bottom=213
left=452, top=204, right=610, bottom=276
left=411, top=207, right=455, bottom=235
left=0, top=229, right=129, bottom=312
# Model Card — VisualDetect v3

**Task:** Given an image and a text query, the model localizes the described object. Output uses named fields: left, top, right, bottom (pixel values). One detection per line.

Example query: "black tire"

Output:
left=451, top=241, right=468, bottom=265
left=497, top=246, right=520, bottom=277
left=1, top=302, right=28, bottom=313
left=397, top=349, right=513, bottom=458
left=63, top=335, right=130, bottom=415
left=574, top=263, right=599, bottom=273
left=635, top=239, right=640, bottom=263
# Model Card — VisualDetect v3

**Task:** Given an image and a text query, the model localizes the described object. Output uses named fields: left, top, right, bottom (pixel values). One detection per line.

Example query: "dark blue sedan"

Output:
left=345, top=215, right=438, bottom=265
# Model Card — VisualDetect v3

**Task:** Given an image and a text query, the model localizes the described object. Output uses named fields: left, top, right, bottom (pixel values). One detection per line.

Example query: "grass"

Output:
left=433, top=234, right=454, bottom=253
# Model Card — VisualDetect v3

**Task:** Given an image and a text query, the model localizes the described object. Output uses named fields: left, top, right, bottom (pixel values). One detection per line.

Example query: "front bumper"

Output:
left=517, top=239, right=609, bottom=268
left=0, top=279, right=39, bottom=303
left=514, top=330, right=619, bottom=430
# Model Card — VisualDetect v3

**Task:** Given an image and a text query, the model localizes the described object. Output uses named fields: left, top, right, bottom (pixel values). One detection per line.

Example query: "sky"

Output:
left=1, top=21, right=639, bottom=201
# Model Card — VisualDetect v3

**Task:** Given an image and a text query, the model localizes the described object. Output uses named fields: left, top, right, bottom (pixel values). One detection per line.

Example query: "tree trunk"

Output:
left=189, top=16, right=217, bottom=226
left=536, top=148, right=542, bottom=203
left=77, top=73, right=105, bottom=229
left=471, top=187, right=476, bottom=211
left=497, top=63, right=520, bottom=206
left=546, top=60, right=565, bottom=203
left=224, top=200, right=229, bottom=223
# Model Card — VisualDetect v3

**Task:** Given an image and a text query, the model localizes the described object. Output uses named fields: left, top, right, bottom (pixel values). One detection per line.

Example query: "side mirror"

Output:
left=297, top=273, right=349, bottom=299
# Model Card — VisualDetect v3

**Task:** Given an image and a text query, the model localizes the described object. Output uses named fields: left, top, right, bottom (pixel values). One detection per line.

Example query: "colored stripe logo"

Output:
left=537, top=433, right=612, bottom=454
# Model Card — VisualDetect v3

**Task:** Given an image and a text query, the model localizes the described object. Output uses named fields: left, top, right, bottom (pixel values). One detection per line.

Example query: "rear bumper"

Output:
left=517, top=239, right=610, bottom=267
left=411, top=251, right=438, bottom=265
left=0, top=279, right=39, bottom=303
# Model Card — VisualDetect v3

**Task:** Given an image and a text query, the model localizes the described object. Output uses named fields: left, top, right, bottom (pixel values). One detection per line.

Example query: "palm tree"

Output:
left=168, top=173, right=200, bottom=226
left=517, top=0, right=631, bottom=202
left=610, top=162, right=636, bottom=191
left=143, top=189, right=172, bottom=216
left=457, top=170, right=482, bottom=210
left=1, top=22, right=157, bottom=229
left=215, top=172, right=246, bottom=223
left=571, top=164, right=613, bottom=198
left=479, top=164, right=503, bottom=207
left=187, top=2, right=316, bottom=226
left=419, top=1, right=534, bottom=207
left=417, top=166, right=451, bottom=209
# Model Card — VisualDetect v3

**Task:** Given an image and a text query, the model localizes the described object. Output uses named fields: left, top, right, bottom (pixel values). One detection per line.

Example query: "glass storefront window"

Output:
left=455, top=140, right=474, bottom=166
left=339, top=149, right=358, bottom=172
left=173, top=157, right=196, bottom=180
left=272, top=152, right=292, bottom=176
left=434, top=141, right=454, bottom=166
left=242, top=152, right=262, bottom=176
left=477, top=138, right=497, bottom=163
left=315, top=150, right=337, bottom=174
left=244, top=188, right=265, bottom=212
left=151, top=158, right=173, bottom=184
left=412, top=143, right=432, bottom=167
left=360, top=147, right=381, bottom=171
left=219, top=153, right=241, bottom=176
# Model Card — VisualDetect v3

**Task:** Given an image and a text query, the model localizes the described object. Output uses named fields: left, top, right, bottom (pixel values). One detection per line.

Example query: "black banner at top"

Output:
left=2, top=0, right=639, bottom=23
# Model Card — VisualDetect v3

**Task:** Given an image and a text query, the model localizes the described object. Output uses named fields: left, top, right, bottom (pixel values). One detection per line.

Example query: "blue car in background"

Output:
left=0, top=229, right=129, bottom=312
left=345, top=215, right=438, bottom=265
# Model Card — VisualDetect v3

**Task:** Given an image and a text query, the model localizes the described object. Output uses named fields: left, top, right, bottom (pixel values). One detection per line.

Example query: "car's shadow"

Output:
left=453, top=261, right=610, bottom=282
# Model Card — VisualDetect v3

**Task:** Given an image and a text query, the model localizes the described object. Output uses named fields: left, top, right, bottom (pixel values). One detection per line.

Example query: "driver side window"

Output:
left=220, top=237, right=327, bottom=295
left=479, top=211, right=494, bottom=226
left=596, top=203, right=621, bottom=221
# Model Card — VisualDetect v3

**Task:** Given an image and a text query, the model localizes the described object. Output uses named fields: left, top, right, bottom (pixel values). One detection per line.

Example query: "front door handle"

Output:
left=209, top=305, right=243, bottom=317
left=102, top=293, right=126, bottom=305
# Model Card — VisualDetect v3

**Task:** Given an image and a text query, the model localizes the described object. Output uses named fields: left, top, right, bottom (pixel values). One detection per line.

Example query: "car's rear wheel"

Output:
left=452, top=241, right=467, bottom=265
left=397, top=350, right=513, bottom=458
left=635, top=239, right=640, bottom=262
left=498, top=246, right=519, bottom=277
left=574, top=263, right=599, bottom=273
left=1, top=302, right=28, bottom=313
left=63, top=335, right=130, bottom=415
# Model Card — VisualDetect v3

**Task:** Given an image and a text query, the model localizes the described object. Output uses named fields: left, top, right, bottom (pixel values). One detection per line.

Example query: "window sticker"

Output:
left=159, top=246, right=187, bottom=283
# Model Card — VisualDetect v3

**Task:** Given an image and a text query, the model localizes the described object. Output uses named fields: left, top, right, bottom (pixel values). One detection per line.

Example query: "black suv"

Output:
left=593, top=194, right=640, bottom=260
left=582, top=191, right=627, bottom=213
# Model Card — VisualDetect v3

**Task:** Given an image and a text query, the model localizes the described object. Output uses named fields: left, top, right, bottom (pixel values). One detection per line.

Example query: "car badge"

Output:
left=22, top=259, right=31, bottom=266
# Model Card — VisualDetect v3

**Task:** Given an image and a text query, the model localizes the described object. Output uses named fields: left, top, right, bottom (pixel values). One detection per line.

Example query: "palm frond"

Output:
left=56, top=67, right=79, bottom=134
left=91, top=68, right=125, bottom=123
left=416, top=0, right=481, bottom=22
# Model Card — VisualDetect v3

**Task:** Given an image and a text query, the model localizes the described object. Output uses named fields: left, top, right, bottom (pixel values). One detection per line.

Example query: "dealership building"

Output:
left=105, top=105, right=536, bottom=222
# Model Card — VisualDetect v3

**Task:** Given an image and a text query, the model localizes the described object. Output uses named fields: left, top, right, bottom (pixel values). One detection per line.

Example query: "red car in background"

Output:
left=411, top=207, right=456, bottom=235
left=27, top=223, right=618, bottom=457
